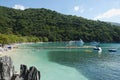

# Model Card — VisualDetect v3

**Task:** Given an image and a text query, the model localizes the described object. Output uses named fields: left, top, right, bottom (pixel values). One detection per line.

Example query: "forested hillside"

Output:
left=0, top=6, right=120, bottom=42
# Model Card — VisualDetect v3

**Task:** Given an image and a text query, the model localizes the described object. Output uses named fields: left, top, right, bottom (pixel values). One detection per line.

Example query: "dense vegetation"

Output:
left=0, top=34, right=41, bottom=45
left=0, top=6, right=120, bottom=43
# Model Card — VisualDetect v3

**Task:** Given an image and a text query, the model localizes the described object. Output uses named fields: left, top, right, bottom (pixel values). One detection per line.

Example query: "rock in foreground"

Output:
left=0, top=56, right=40, bottom=80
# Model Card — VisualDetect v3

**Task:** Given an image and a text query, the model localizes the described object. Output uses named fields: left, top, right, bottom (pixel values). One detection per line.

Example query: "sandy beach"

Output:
left=0, top=43, right=20, bottom=57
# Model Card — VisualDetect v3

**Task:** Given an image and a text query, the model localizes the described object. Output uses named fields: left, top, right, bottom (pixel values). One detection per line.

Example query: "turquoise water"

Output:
left=8, top=42, right=120, bottom=80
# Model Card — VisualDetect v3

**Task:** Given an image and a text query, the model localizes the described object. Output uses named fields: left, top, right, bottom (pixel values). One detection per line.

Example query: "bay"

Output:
left=8, top=42, right=120, bottom=80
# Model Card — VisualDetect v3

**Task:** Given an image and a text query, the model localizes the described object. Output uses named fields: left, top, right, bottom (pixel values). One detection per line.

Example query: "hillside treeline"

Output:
left=0, top=6, right=120, bottom=42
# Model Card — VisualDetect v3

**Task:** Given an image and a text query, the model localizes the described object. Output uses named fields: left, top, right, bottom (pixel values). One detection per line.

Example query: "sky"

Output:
left=0, top=0, right=120, bottom=23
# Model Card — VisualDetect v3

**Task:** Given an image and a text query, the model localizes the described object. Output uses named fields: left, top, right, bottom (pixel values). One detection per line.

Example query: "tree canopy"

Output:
left=0, top=6, right=120, bottom=43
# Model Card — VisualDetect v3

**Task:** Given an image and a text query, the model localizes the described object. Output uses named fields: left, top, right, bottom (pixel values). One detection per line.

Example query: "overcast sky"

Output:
left=0, top=0, right=120, bottom=23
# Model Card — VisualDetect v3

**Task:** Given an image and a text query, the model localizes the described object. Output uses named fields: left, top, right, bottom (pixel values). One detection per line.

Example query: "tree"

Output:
left=0, top=34, right=9, bottom=46
left=43, top=37, right=49, bottom=42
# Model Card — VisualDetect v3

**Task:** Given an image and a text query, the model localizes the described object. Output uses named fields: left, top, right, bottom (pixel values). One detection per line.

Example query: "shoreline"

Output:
left=0, top=43, right=21, bottom=56
left=0, top=42, right=43, bottom=56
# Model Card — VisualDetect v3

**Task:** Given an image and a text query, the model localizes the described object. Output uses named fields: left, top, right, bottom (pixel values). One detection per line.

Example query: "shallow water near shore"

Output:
left=8, top=42, right=120, bottom=80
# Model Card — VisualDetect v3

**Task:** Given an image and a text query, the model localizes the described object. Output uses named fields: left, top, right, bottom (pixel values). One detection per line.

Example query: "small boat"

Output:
left=68, top=39, right=84, bottom=46
left=75, top=39, right=84, bottom=46
left=93, top=47, right=102, bottom=53
left=93, top=47, right=99, bottom=50
left=90, top=41, right=100, bottom=46
left=108, top=49, right=117, bottom=52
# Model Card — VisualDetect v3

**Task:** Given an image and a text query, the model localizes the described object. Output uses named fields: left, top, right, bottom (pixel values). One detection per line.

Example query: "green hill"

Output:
left=0, top=6, right=120, bottom=42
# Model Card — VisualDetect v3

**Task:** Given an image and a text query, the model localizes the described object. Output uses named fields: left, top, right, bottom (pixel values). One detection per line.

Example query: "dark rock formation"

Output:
left=27, top=66, right=40, bottom=80
left=20, top=65, right=28, bottom=79
left=0, top=56, right=14, bottom=80
left=19, top=65, right=40, bottom=80
left=0, top=56, right=40, bottom=80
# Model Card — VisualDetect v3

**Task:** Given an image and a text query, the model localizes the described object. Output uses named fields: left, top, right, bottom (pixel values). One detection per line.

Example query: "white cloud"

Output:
left=13, top=4, right=26, bottom=10
left=74, top=6, right=85, bottom=13
left=74, top=6, right=80, bottom=11
left=94, top=8, right=120, bottom=20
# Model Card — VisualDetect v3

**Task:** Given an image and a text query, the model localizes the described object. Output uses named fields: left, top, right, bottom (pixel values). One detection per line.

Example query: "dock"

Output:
left=16, top=46, right=117, bottom=49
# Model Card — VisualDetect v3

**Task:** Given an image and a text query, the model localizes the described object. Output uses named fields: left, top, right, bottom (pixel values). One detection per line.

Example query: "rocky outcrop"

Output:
left=20, top=65, right=28, bottom=79
left=27, top=66, right=40, bottom=80
left=0, top=56, right=14, bottom=80
left=19, top=65, right=40, bottom=80
left=0, top=56, right=40, bottom=80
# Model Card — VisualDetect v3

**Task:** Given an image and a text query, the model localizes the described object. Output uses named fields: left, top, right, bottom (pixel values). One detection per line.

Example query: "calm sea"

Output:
left=8, top=42, right=120, bottom=80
